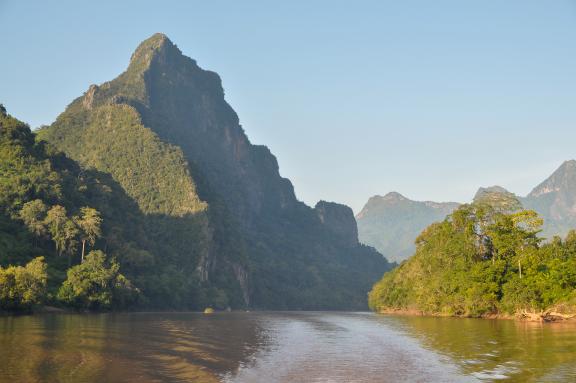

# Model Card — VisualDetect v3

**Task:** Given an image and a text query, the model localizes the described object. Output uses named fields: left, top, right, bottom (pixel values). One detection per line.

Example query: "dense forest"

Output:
left=0, top=106, right=138, bottom=311
left=0, top=34, right=392, bottom=313
left=369, top=196, right=576, bottom=320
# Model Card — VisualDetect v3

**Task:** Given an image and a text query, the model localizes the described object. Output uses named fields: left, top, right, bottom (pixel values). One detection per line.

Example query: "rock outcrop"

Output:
left=315, top=201, right=358, bottom=247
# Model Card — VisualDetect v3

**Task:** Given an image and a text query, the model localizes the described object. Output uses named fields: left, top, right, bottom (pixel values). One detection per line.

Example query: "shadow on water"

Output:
left=0, top=312, right=267, bottom=383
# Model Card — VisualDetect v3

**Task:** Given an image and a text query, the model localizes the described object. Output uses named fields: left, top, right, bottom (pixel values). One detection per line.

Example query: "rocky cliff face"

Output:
left=41, top=33, right=391, bottom=310
left=522, top=160, right=576, bottom=237
left=315, top=201, right=358, bottom=247
left=356, top=192, right=459, bottom=263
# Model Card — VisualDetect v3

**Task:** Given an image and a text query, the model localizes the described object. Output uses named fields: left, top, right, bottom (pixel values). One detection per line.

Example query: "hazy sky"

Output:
left=1, top=1, right=575, bottom=212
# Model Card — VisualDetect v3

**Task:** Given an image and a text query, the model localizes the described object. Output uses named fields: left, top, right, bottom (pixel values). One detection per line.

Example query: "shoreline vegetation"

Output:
left=369, top=198, right=576, bottom=323
left=376, top=308, right=576, bottom=323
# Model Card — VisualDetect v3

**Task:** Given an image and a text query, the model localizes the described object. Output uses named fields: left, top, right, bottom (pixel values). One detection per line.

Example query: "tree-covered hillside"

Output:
left=369, top=201, right=576, bottom=320
left=0, top=106, right=247, bottom=311
left=18, top=33, right=392, bottom=311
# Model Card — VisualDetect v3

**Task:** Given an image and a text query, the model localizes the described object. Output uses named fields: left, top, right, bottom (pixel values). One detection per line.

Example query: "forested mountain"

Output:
left=358, top=162, right=576, bottom=263
left=356, top=192, right=459, bottom=263
left=9, top=33, right=393, bottom=311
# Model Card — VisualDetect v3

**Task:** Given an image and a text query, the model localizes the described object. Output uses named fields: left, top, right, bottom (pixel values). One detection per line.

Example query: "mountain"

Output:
left=473, top=185, right=522, bottom=212
left=36, top=33, right=391, bottom=310
left=356, top=192, right=459, bottom=263
left=522, top=160, right=576, bottom=238
left=473, top=185, right=511, bottom=199
left=471, top=163, right=576, bottom=237
left=358, top=161, right=576, bottom=264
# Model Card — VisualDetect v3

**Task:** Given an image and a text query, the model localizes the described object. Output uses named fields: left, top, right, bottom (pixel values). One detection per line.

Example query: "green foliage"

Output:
left=19, top=199, right=48, bottom=237
left=57, top=250, right=139, bottom=310
left=0, top=107, right=221, bottom=311
left=40, top=104, right=207, bottom=216
left=74, top=206, right=102, bottom=261
left=0, top=257, right=48, bottom=311
left=369, top=203, right=576, bottom=317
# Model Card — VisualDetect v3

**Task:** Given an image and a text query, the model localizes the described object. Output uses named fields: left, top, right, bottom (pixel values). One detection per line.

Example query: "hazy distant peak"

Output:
left=382, top=191, right=408, bottom=201
left=528, top=160, right=576, bottom=198
left=364, top=192, right=408, bottom=203
left=473, top=185, right=510, bottom=200
left=356, top=191, right=459, bottom=263
left=473, top=185, right=522, bottom=213
left=356, top=192, right=408, bottom=219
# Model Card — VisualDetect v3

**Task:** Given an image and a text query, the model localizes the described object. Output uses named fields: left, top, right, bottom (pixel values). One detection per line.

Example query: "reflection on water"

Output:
left=0, top=312, right=574, bottom=382
left=381, top=315, right=576, bottom=382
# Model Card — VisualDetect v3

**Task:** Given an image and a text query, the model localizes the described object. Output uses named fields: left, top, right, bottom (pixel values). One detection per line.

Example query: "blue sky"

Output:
left=1, top=1, right=575, bottom=212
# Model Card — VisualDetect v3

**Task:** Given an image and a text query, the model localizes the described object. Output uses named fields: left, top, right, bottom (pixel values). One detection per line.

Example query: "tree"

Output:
left=74, top=207, right=102, bottom=262
left=510, top=210, right=543, bottom=279
left=19, top=199, right=48, bottom=240
left=57, top=250, right=138, bottom=310
left=44, top=205, right=67, bottom=256
left=63, top=220, right=79, bottom=263
left=44, top=205, right=79, bottom=264
left=0, top=257, right=48, bottom=311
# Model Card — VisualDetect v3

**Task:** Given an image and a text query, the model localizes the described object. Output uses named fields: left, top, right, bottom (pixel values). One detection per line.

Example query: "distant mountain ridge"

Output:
left=357, top=160, right=576, bottom=263
left=356, top=192, right=459, bottom=263
left=522, top=160, right=576, bottom=238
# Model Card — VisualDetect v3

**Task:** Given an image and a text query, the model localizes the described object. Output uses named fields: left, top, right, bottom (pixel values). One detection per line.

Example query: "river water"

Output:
left=0, top=312, right=574, bottom=382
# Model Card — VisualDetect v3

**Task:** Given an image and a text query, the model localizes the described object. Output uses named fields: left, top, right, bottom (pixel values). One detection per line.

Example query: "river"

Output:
left=0, top=312, right=574, bottom=382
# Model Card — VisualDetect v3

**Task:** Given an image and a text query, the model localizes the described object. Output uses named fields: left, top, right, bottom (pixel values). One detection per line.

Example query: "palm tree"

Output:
left=75, top=207, right=102, bottom=262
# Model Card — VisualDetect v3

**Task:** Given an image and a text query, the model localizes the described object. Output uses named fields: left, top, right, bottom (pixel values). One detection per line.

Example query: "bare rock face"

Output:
left=523, top=160, right=576, bottom=237
left=315, top=201, right=358, bottom=247
left=82, top=85, right=98, bottom=109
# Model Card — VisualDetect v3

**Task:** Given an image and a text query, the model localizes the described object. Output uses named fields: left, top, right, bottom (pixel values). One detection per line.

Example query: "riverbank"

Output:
left=377, top=308, right=576, bottom=322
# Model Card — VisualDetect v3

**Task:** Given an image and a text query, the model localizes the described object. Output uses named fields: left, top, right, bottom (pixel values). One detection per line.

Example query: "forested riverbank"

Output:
left=369, top=198, right=576, bottom=322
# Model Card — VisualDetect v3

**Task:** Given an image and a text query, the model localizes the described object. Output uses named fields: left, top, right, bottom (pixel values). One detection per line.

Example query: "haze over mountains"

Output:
left=357, top=160, right=576, bottom=263
left=28, top=33, right=391, bottom=310
left=356, top=193, right=458, bottom=263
